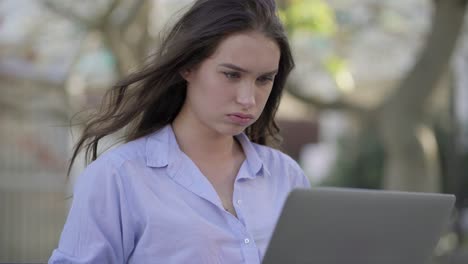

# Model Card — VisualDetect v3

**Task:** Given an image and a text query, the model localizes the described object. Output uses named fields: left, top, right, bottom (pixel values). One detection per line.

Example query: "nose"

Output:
left=236, top=81, right=256, bottom=108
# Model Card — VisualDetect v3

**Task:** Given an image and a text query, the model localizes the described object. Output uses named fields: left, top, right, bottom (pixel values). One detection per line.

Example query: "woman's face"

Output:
left=179, top=31, right=281, bottom=137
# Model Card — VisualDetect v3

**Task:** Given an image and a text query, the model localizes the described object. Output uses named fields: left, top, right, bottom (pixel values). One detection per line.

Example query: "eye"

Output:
left=223, top=72, right=241, bottom=80
left=257, top=75, right=274, bottom=85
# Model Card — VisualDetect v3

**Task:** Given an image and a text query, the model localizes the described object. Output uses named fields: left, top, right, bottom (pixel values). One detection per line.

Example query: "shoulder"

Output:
left=252, top=142, right=300, bottom=170
left=251, top=142, right=310, bottom=188
left=74, top=126, right=173, bottom=187
left=99, top=136, right=148, bottom=168
left=73, top=135, right=149, bottom=188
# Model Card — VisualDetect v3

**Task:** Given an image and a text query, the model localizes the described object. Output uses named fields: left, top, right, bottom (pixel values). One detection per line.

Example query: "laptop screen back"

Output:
left=262, top=187, right=455, bottom=264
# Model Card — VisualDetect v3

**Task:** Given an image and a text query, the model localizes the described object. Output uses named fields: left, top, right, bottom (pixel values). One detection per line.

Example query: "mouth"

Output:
left=227, top=113, right=255, bottom=125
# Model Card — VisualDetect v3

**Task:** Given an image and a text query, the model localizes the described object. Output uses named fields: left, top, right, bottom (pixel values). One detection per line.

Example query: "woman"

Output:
left=49, top=0, right=310, bottom=263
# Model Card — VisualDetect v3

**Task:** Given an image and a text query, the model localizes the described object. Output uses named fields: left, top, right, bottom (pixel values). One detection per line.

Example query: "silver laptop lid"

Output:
left=262, top=187, right=455, bottom=264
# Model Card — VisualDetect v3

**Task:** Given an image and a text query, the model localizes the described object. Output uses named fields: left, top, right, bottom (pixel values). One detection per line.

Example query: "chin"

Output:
left=217, top=124, right=247, bottom=136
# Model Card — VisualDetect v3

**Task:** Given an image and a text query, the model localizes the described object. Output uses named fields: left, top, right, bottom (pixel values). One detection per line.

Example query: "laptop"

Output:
left=262, top=187, right=455, bottom=264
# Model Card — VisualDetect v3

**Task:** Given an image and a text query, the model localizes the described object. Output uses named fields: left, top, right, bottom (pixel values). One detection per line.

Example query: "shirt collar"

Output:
left=145, top=125, right=172, bottom=168
left=234, top=133, right=266, bottom=178
left=145, top=125, right=267, bottom=178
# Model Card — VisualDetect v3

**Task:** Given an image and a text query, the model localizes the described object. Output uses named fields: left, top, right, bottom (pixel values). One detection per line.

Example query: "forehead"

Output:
left=209, top=31, right=281, bottom=72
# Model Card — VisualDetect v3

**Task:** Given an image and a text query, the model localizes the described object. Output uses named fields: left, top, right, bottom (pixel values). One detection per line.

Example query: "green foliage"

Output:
left=320, top=127, right=385, bottom=189
left=280, top=0, right=354, bottom=94
left=279, top=0, right=337, bottom=36
left=324, top=55, right=349, bottom=76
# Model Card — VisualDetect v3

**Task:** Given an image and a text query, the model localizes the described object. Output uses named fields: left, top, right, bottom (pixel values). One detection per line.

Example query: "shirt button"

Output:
left=237, top=200, right=242, bottom=205
left=244, top=238, right=250, bottom=244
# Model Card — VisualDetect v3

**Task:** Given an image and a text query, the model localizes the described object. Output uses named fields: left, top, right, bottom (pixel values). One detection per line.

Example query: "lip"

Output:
left=227, top=113, right=254, bottom=125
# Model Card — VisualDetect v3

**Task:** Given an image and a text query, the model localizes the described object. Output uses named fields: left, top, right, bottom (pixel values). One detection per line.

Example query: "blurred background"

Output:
left=0, top=0, right=467, bottom=263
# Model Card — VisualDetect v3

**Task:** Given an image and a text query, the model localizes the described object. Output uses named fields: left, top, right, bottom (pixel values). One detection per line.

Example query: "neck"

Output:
left=171, top=114, right=240, bottom=161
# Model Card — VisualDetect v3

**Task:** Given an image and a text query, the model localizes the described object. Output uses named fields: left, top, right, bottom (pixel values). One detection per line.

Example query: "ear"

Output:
left=180, top=68, right=192, bottom=82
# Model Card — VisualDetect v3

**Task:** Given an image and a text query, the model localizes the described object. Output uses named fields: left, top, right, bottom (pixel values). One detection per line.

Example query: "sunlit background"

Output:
left=1, top=0, right=467, bottom=263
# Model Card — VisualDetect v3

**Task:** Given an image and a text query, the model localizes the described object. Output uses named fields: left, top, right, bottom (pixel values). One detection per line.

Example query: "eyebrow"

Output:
left=219, top=63, right=278, bottom=75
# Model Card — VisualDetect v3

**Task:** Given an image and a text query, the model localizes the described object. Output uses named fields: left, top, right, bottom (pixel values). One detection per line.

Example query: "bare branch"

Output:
left=117, top=0, right=146, bottom=30
left=135, top=1, right=153, bottom=60
left=286, top=84, right=369, bottom=115
left=43, top=0, right=94, bottom=27
left=100, top=0, right=123, bottom=26
left=379, top=0, right=467, bottom=118
left=101, top=28, right=139, bottom=76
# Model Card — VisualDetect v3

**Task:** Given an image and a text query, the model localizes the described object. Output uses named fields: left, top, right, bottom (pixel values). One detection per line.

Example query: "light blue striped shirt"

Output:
left=49, top=125, right=310, bottom=264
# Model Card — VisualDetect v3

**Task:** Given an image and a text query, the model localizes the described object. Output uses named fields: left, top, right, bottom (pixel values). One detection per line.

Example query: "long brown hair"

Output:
left=69, top=0, right=295, bottom=174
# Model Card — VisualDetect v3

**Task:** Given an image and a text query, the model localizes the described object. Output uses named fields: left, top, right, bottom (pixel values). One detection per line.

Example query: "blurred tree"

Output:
left=43, top=0, right=153, bottom=77
left=279, top=0, right=467, bottom=194
left=378, top=0, right=466, bottom=192
left=279, top=0, right=468, bottom=249
left=23, top=0, right=466, bottom=197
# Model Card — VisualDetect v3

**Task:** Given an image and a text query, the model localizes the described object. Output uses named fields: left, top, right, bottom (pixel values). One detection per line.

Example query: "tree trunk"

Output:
left=378, top=0, right=467, bottom=192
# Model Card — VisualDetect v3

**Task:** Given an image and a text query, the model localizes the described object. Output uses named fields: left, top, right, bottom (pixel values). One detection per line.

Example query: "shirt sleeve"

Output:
left=49, top=157, right=134, bottom=264
left=287, top=155, right=311, bottom=189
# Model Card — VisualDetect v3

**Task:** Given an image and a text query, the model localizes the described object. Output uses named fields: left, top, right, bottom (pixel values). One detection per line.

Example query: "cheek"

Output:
left=206, top=79, right=236, bottom=102
left=256, top=87, right=273, bottom=107
left=189, top=76, right=234, bottom=110
left=190, top=73, right=220, bottom=96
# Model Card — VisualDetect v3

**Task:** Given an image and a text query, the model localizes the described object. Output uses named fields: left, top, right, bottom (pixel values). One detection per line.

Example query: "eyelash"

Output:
left=223, top=72, right=274, bottom=84
left=258, top=76, right=274, bottom=83
left=223, top=72, right=240, bottom=80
